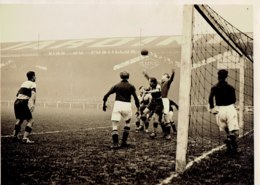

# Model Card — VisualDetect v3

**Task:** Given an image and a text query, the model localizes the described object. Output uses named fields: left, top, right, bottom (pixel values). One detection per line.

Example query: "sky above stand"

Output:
left=0, top=0, right=255, bottom=42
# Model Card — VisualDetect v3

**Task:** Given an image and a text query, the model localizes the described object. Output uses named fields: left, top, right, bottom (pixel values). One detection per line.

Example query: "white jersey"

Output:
left=17, top=80, right=36, bottom=100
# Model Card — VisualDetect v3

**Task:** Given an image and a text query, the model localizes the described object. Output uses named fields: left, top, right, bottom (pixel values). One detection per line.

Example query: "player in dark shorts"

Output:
left=143, top=69, right=175, bottom=140
left=141, top=77, right=163, bottom=138
left=12, top=71, right=37, bottom=144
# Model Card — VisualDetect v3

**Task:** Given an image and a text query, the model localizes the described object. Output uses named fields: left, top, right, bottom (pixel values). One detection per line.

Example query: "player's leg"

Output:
left=111, top=121, right=120, bottom=149
left=160, top=114, right=166, bottom=137
left=136, top=105, right=145, bottom=132
left=110, top=101, right=122, bottom=149
left=163, top=113, right=171, bottom=140
left=135, top=115, right=141, bottom=132
left=227, top=106, right=239, bottom=153
left=22, top=119, right=35, bottom=143
left=150, top=101, right=163, bottom=138
left=121, top=119, right=131, bottom=147
left=13, top=99, right=24, bottom=142
left=12, top=119, right=23, bottom=142
left=168, top=111, right=177, bottom=133
left=144, top=117, right=150, bottom=133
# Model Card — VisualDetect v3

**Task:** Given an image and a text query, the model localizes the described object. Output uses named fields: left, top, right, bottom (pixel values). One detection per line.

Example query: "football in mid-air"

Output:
left=141, top=49, right=149, bottom=56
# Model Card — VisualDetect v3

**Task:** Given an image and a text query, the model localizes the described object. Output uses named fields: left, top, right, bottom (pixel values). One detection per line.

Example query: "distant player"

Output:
left=103, top=71, right=140, bottom=149
left=209, top=69, right=239, bottom=154
left=135, top=86, right=152, bottom=133
left=12, top=71, right=37, bottom=144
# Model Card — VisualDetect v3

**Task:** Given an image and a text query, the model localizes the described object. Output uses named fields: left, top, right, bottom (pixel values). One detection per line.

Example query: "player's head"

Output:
left=27, top=71, right=36, bottom=82
left=218, top=69, right=228, bottom=81
left=120, top=71, right=129, bottom=80
left=161, top=73, right=170, bottom=83
left=149, top=77, right=157, bottom=88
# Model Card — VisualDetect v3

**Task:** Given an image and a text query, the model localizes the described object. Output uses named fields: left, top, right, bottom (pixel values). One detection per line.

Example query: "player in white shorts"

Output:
left=209, top=69, right=239, bottom=154
left=103, top=71, right=140, bottom=149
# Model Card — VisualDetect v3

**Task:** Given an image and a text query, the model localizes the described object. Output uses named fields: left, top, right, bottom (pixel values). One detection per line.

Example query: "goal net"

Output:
left=176, top=5, right=253, bottom=172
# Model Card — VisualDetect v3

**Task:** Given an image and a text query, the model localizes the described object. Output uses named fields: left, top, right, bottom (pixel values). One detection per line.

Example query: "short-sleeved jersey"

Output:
left=16, top=80, right=36, bottom=100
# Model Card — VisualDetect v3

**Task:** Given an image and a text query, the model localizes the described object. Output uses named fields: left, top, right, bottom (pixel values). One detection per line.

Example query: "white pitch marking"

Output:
left=158, top=130, right=253, bottom=185
left=1, top=126, right=111, bottom=138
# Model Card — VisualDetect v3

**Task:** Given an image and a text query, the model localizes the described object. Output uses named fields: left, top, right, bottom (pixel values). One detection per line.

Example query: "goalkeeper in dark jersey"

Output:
left=12, top=71, right=37, bottom=144
left=209, top=69, right=239, bottom=154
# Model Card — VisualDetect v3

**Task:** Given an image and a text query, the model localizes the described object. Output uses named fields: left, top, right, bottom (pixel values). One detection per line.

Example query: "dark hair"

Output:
left=218, top=69, right=228, bottom=80
left=150, top=77, right=157, bottom=85
left=26, top=71, right=35, bottom=80
left=120, top=71, right=129, bottom=80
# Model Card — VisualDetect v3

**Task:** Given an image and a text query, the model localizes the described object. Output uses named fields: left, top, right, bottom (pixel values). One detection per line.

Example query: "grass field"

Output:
left=1, top=106, right=254, bottom=185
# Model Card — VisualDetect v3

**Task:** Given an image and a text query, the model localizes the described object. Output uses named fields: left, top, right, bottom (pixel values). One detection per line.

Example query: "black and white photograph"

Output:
left=1, top=0, right=257, bottom=184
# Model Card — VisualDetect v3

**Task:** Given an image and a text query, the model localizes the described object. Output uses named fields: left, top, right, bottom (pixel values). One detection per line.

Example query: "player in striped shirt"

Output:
left=12, top=71, right=36, bottom=144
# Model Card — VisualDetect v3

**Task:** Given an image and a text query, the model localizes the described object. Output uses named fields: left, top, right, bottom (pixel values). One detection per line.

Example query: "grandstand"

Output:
left=1, top=36, right=181, bottom=105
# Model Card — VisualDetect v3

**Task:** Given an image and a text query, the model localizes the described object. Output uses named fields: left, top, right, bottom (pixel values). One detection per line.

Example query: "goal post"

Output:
left=175, top=5, right=194, bottom=173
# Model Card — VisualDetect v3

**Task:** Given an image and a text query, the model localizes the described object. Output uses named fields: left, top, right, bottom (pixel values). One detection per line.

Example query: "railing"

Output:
left=1, top=100, right=113, bottom=110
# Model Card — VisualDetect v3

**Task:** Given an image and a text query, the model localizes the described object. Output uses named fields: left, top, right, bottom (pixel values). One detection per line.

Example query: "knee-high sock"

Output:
left=171, top=122, right=177, bottom=132
left=145, top=121, right=149, bottom=129
left=111, top=130, right=119, bottom=144
left=122, top=126, right=130, bottom=143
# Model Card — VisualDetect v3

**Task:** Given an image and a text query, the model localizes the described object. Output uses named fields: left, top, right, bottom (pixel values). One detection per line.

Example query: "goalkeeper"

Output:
left=209, top=69, right=239, bottom=154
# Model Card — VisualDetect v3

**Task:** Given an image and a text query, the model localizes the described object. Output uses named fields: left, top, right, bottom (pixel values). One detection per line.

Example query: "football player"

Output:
left=209, top=69, right=239, bottom=154
left=12, top=71, right=37, bottom=144
left=135, top=86, right=152, bottom=133
left=103, top=71, right=140, bottom=149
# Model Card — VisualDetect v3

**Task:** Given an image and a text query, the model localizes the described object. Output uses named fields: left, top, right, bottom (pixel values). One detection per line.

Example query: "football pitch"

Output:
left=1, top=106, right=178, bottom=185
left=1, top=106, right=254, bottom=184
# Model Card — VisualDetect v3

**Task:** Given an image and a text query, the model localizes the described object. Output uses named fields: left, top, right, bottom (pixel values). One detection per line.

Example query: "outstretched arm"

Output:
left=142, top=70, right=150, bottom=81
left=169, top=69, right=175, bottom=83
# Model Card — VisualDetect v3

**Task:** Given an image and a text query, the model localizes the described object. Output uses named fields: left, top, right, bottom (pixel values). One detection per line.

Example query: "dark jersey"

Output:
left=103, top=80, right=140, bottom=108
left=161, top=72, right=174, bottom=98
left=208, top=81, right=236, bottom=109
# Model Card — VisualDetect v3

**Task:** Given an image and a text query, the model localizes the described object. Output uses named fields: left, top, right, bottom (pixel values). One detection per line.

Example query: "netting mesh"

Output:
left=187, top=5, right=253, bottom=161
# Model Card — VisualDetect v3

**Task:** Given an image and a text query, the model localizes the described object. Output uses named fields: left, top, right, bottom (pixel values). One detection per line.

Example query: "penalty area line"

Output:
left=1, top=126, right=111, bottom=138
left=1, top=121, right=139, bottom=138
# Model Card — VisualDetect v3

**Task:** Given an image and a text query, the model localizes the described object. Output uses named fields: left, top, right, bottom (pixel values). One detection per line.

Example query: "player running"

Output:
left=209, top=69, right=239, bottom=154
left=103, top=71, right=140, bottom=149
left=12, top=71, right=37, bottom=144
